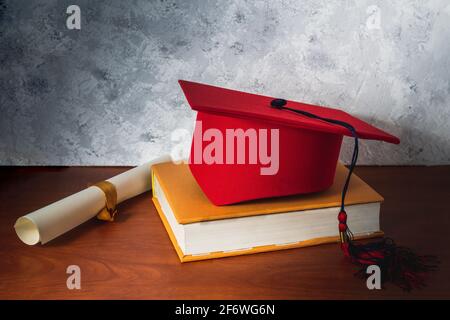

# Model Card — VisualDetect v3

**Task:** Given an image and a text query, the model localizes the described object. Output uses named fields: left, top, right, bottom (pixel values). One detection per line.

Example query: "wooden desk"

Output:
left=0, top=166, right=449, bottom=299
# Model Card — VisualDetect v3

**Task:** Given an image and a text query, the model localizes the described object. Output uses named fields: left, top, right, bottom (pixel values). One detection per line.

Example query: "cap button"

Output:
left=270, top=98, right=287, bottom=109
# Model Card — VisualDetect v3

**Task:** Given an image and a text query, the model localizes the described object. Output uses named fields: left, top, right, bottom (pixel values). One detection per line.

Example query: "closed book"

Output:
left=151, top=162, right=384, bottom=262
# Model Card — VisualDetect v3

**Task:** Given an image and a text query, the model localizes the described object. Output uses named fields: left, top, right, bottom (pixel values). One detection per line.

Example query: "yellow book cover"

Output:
left=152, top=162, right=384, bottom=262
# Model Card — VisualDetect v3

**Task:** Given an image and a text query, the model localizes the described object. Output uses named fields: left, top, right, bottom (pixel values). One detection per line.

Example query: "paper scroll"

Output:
left=14, top=155, right=172, bottom=245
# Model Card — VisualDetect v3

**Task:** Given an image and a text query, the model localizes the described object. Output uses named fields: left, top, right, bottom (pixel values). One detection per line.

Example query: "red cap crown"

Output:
left=179, top=80, right=399, bottom=205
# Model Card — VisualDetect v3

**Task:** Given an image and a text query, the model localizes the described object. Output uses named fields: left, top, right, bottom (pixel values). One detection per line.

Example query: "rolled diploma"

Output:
left=14, top=155, right=172, bottom=245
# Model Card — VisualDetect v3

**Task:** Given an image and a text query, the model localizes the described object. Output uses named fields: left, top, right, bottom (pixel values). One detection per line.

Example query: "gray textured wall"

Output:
left=1, top=0, right=449, bottom=165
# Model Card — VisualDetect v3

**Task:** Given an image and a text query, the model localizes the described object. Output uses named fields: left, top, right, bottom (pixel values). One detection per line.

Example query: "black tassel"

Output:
left=343, top=238, right=439, bottom=291
left=271, top=99, right=439, bottom=291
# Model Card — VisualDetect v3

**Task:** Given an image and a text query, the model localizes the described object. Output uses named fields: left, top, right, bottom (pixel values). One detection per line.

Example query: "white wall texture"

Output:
left=0, top=0, right=449, bottom=165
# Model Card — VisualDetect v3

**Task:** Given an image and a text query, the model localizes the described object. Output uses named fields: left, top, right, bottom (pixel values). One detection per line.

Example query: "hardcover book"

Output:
left=151, top=162, right=384, bottom=262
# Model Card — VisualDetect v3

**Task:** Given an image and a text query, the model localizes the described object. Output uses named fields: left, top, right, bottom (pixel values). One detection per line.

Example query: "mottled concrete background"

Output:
left=1, top=0, right=449, bottom=165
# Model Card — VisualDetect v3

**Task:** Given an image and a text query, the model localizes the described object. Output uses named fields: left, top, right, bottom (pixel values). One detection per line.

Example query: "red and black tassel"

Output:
left=339, top=210, right=438, bottom=291
left=271, top=100, right=439, bottom=290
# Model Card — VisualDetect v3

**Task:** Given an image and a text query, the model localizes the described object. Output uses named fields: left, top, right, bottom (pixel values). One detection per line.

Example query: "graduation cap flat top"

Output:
left=179, top=80, right=399, bottom=205
left=179, top=80, right=400, bottom=144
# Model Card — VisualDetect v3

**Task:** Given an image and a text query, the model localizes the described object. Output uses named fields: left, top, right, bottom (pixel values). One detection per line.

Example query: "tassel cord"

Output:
left=271, top=100, right=438, bottom=290
left=270, top=105, right=359, bottom=215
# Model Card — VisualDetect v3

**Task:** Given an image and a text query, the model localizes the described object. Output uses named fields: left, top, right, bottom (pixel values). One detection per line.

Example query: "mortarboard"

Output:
left=179, top=79, right=399, bottom=206
left=179, top=79, right=437, bottom=290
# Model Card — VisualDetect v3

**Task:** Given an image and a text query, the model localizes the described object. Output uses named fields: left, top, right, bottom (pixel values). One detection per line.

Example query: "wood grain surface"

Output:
left=0, top=166, right=449, bottom=299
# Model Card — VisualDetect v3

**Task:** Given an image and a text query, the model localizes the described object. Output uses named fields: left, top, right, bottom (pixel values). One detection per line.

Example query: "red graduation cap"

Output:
left=179, top=79, right=399, bottom=206
left=179, top=79, right=437, bottom=291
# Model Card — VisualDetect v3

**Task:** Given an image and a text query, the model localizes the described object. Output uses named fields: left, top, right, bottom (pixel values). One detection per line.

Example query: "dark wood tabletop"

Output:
left=0, top=165, right=449, bottom=299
